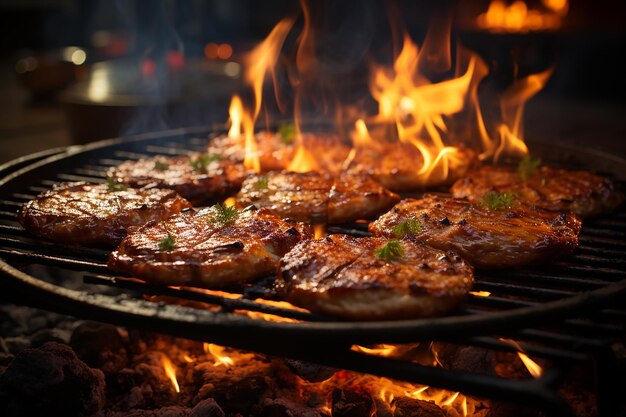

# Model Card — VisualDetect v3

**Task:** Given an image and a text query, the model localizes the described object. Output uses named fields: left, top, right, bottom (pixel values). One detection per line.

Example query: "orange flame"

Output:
left=228, top=95, right=243, bottom=140
left=478, top=0, right=568, bottom=33
left=161, top=355, right=180, bottom=393
left=500, top=338, right=543, bottom=378
left=469, top=290, right=491, bottom=297
left=492, top=67, right=554, bottom=162
left=203, top=343, right=234, bottom=367
left=361, top=27, right=480, bottom=186
left=313, top=224, right=326, bottom=239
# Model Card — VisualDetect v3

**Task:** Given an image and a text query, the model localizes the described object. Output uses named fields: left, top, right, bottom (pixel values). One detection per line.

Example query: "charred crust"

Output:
left=418, top=263, right=429, bottom=269
left=284, top=227, right=299, bottom=236
left=458, top=218, right=467, bottom=225
left=439, top=217, right=450, bottom=226
left=243, top=204, right=259, bottom=212
left=214, top=241, right=245, bottom=251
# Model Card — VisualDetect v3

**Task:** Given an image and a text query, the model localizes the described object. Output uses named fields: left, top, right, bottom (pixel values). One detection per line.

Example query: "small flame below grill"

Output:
left=161, top=355, right=180, bottom=393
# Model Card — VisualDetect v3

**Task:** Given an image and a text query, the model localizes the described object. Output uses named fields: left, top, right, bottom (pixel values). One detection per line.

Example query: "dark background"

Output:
left=0, top=0, right=624, bottom=165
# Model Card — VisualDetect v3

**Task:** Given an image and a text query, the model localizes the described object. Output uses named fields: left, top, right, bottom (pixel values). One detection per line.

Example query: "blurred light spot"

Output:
left=167, top=51, right=185, bottom=70
left=217, top=43, right=233, bottom=60
left=204, top=43, right=218, bottom=59
left=88, top=65, right=110, bottom=102
left=70, top=49, right=87, bottom=65
left=224, top=62, right=240, bottom=77
left=91, top=30, right=111, bottom=48
left=141, top=59, right=157, bottom=77
left=15, top=57, right=38, bottom=74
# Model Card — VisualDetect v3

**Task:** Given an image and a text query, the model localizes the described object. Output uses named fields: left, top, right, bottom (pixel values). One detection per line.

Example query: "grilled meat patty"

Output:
left=237, top=171, right=400, bottom=224
left=208, top=132, right=350, bottom=174
left=369, top=195, right=582, bottom=269
left=345, top=142, right=477, bottom=191
left=108, top=153, right=246, bottom=204
left=451, top=165, right=624, bottom=218
left=18, top=182, right=191, bottom=246
left=276, top=234, right=473, bottom=320
left=109, top=205, right=310, bottom=288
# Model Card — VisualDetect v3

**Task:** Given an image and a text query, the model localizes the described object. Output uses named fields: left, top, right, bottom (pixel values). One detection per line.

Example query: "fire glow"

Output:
left=500, top=338, right=544, bottom=378
left=478, top=0, right=569, bottom=33
left=225, top=1, right=552, bottom=186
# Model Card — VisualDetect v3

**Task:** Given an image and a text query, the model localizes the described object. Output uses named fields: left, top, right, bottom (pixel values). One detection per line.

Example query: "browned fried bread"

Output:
left=208, top=132, right=350, bottom=174
left=451, top=165, right=624, bottom=218
left=109, top=205, right=310, bottom=288
left=107, top=153, right=245, bottom=205
left=18, top=182, right=191, bottom=246
left=237, top=171, right=400, bottom=224
left=345, top=142, right=477, bottom=191
left=276, top=234, right=473, bottom=320
left=369, top=195, right=582, bottom=269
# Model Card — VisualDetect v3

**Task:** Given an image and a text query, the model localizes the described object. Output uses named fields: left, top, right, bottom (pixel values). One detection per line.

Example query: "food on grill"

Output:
left=208, top=131, right=350, bottom=173
left=109, top=204, right=310, bottom=288
left=450, top=163, right=625, bottom=218
left=237, top=171, right=400, bottom=224
left=18, top=182, right=191, bottom=246
left=107, top=153, right=246, bottom=205
left=345, top=142, right=477, bottom=191
left=276, top=234, right=474, bottom=320
left=369, top=194, right=582, bottom=269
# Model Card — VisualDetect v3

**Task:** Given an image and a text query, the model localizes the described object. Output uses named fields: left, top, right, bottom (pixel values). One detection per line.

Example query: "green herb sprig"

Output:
left=254, top=174, right=269, bottom=190
left=209, top=203, right=239, bottom=224
left=518, top=155, right=541, bottom=180
left=480, top=192, right=518, bottom=210
left=158, top=234, right=176, bottom=251
left=107, top=178, right=127, bottom=192
left=374, top=240, right=404, bottom=261
left=278, top=123, right=296, bottom=145
left=392, top=218, right=423, bottom=237
left=190, top=153, right=221, bottom=170
left=154, top=160, right=169, bottom=171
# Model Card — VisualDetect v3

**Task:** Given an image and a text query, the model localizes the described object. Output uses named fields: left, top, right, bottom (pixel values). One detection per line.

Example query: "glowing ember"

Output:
left=500, top=338, right=544, bottom=378
left=161, top=355, right=180, bottom=393
left=477, top=0, right=569, bottom=33
left=223, top=197, right=237, bottom=208
left=469, top=290, right=491, bottom=297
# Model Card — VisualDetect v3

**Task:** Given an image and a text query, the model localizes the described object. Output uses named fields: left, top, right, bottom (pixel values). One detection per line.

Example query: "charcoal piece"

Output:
left=261, top=398, right=324, bottom=417
left=392, top=397, right=446, bottom=417
left=373, top=397, right=393, bottom=417
left=70, top=322, right=128, bottom=373
left=434, top=343, right=495, bottom=375
left=0, top=341, right=105, bottom=417
left=283, top=359, right=336, bottom=382
left=331, top=389, right=374, bottom=417
left=30, top=328, right=71, bottom=347
left=190, top=399, right=225, bottom=417
left=94, top=406, right=191, bottom=417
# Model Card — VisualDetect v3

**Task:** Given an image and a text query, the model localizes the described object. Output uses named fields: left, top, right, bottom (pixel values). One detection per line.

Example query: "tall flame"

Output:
left=492, top=67, right=554, bottom=162
left=228, top=95, right=243, bottom=140
left=161, top=355, right=180, bottom=393
left=361, top=26, right=482, bottom=186
left=204, top=343, right=234, bottom=367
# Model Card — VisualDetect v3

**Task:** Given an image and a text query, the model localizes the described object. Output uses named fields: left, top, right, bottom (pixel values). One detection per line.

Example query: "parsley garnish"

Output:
left=107, top=178, right=127, bottom=191
left=480, top=192, right=518, bottom=210
left=392, top=218, right=423, bottom=237
left=189, top=153, right=221, bottom=170
left=278, top=123, right=295, bottom=144
left=154, top=160, right=169, bottom=171
left=518, top=155, right=541, bottom=180
left=209, top=203, right=239, bottom=224
left=374, top=240, right=404, bottom=261
left=254, top=174, right=269, bottom=190
left=158, top=234, right=176, bottom=251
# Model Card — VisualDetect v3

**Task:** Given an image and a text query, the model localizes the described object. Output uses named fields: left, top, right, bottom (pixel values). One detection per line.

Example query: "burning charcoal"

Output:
left=0, top=342, right=105, bottom=417
left=197, top=375, right=268, bottom=414
left=261, top=398, right=325, bottom=417
left=331, top=389, right=374, bottom=417
left=190, top=398, right=225, bottom=417
left=70, top=322, right=128, bottom=373
left=94, top=406, right=191, bottom=417
left=392, top=397, right=446, bottom=417
left=283, top=359, right=336, bottom=382
left=434, top=343, right=496, bottom=375
left=373, top=398, right=393, bottom=417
